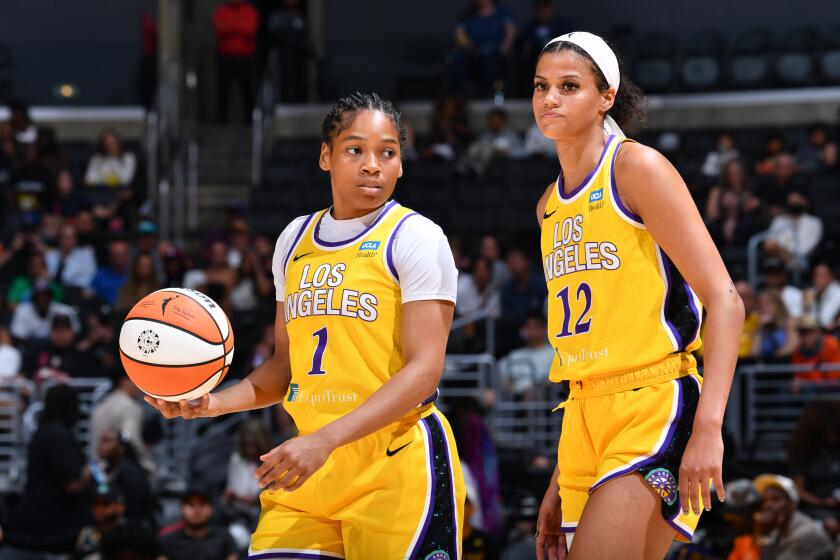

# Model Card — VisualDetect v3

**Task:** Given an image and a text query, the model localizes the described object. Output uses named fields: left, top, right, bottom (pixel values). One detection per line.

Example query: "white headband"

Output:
left=544, top=31, right=624, bottom=137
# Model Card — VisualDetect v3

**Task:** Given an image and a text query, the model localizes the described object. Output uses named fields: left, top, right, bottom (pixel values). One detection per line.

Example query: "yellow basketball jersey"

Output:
left=281, top=201, right=426, bottom=434
left=541, top=135, right=703, bottom=382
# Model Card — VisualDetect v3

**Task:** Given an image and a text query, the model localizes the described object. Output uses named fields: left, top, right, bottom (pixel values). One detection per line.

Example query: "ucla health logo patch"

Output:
left=287, top=383, right=299, bottom=402
left=589, top=188, right=604, bottom=203
left=645, top=468, right=678, bottom=506
left=359, top=241, right=381, bottom=251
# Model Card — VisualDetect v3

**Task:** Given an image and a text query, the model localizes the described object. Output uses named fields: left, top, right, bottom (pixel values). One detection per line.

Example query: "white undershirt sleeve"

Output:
left=272, top=215, right=309, bottom=301
left=391, top=215, right=458, bottom=304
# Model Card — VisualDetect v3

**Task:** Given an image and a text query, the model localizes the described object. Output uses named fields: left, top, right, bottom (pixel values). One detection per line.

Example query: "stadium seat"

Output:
left=632, top=33, right=679, bottom=93
left=272, top=139, right=321, bottom=162
left=774, top=28, right=818, bottom=87
left=727, top=29, right=775, bottom=90
left=818, top=26, right=840, bottom=84
left=0, top=45, right=12, bottom=103
left=394, top=39, right=448, bottom=101
left=680, top=31, right=727, bottom=91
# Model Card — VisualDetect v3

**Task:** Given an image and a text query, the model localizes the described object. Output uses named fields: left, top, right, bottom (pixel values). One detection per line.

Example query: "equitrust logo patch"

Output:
left=287, top=383, right=299, bottom=402
left=358, top=240, right=381, bottom=258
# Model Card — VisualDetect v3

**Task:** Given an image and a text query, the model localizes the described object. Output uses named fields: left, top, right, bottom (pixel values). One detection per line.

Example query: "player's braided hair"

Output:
left=539, top=41, right=647, bottom=134
left=321, top=92, right=406, bottom=155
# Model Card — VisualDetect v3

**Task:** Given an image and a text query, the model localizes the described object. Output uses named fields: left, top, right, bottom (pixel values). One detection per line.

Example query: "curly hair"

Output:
left=788, top=400, right=840, bottom=469
left=538, top=41, right=646, bottom=134
left=321, top=92, right=406, bottom=155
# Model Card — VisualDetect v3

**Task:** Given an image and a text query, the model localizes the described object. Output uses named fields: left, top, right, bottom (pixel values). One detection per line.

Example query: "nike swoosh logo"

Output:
left=293, top=252, right=313, bottom=262
left=543, top=209, right=557, bottom=219
left=386, top=442, right=411, bottom=457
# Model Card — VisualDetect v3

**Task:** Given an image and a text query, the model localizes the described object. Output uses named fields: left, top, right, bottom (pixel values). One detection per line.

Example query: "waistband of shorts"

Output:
left=553, top=353, right=697, bottom=409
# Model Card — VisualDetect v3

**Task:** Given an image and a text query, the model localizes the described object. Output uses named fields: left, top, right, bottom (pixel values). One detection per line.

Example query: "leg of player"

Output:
left=567, top=474, right=675, bottom=560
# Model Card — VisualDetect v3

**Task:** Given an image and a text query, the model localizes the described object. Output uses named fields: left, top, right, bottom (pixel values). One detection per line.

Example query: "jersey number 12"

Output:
left=556, top=283, right=593, bottom=338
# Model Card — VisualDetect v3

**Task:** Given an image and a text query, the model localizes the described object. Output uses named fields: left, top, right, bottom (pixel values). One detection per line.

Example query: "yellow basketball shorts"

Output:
left=248, top=407, right=466, bottom=560
left=556, top=353, right=703, bottom=542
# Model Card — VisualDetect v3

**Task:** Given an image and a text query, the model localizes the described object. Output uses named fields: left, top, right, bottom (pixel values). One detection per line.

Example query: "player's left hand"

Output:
left=678, top=423, right=726, bottom=515
left=255, top=433, right=335, bottom=492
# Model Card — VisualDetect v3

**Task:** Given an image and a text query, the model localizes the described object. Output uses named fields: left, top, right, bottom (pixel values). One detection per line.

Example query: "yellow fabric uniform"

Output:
left=251, top=201, right=465, bottom=560
left=540, top=135, right=705, bottom=542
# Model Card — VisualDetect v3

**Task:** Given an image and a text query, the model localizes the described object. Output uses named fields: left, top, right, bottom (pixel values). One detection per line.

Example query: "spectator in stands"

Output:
left=230, top=249, right=273, bottom=313
left=213, top=0, right=259, bottom=123
left=48, top=168, right=91, bottom=220
left=758, top=153, right=809, bottom=215
left=736, top=281, right=761, bottom=359
left=116, top=253, right=162, bottom=313
left=706, top=159, right=761, bottom=223
left=764, top=191, right=823, bottom=271
left=97, top=428, right=156, bottom=529
left=790, top=314, right=840, bottom=389
left=75, top=486, right=127, bottom=560
left=99, top=524, right=161, bottom=560
left=84, top=128, right=137, bottom=188
left=763, top=258, right=804, bottom=319
left=91, top=239, right=131, bottom=306
left=500, top=248, right=546, bottom=329
left=479, top=234, right=511, bottom=287
left=707, top=187, right=754, bottom=249
left=751, top=288, right=799, bottom=361
left=796, top=125, right=837, bottom=174
left=263, top=0, right=310, bottom=103
left=183, top=240, right=237, bottom=312
left=23, top=314, right=94, bottom=383
left=91, top=375, right=154, bottom=476
left=222, top=417, right=268, bottom=548
left=134, top=219, right=165, bottom=283
left=462, top=493, right=492, bottom=559
left=0, top=325, right=22, bottom=382
left=457, top=257, right=502, bottom=320
left=788, top=401, right=840, bottom=542
left=424, top=96, right=473, bottom=161
left=498, top=313, right=553, bottom=399
left=752, top=474, right=834, bottom=560
left=45, top=223, right=97, bottom=291
left=160, top=487, right=238, bottom=560
left=807, top=262, right=840, bottom=330
left=451, top=0, right=517, bottom=96
left=2, top=100, right=37, bottom=149
left=754, top=132, right=788, bottom=176
left=7, top=251, right=61, bottom=309
left=78, top=305, right=120, bottom=380
left=11, top=143, right=51, bottom=223
left=523, top=121, right=556, bottom=159
left=458, top=108, right=523, bottom=177
left=722, top=479, right=762, bottom=560
left=10, top=280, right=78, bottom=341
left=702, top=131, right=740, bottom=180
left=1, top=384, right=91, bottom=555
left=500, top=492, right=539, bottom=560
left=518, top=0, right=570, bottom=77
left=226, top=217, right=250, bottom=269
left=162, top=245, right=189, bottom=288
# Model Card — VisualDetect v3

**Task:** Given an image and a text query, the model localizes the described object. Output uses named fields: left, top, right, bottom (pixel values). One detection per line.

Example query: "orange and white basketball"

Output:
left=119, top=288, right=234, bottom=402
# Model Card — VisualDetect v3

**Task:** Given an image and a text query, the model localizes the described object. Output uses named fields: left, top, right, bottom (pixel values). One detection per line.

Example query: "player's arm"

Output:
left=145, top=301, right=292, bottom=419
left=255, top=299, right=453, bottom=491
left=616, top=142, right=745, bottom=515
left=536, top=182, right=555, bottom=227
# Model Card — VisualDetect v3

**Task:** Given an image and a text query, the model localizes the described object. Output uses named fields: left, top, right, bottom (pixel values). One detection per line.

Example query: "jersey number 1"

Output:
left=556, top=283, right=593, bottom=338
left=307, top=327, right=328, bottom=375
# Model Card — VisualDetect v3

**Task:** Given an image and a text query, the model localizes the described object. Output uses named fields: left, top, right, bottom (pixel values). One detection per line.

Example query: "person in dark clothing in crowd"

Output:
left=99, top=524, right=160, bottom=560
left=451, top=0, right=517, bottom=96
left=23, top=314, right=95, bottom=383
left=214, top=0, right=259, bottom=122
left=262, top=0, right=310, bottom=102
left=75, top=486, right=128, bottom=560
left=518, top=0, right=570, bottom=87
left=97, top=428, right=156, bottom=529
left=0, top=384, right=91, bottom=557
left=160, top=488, right=238, bottom=560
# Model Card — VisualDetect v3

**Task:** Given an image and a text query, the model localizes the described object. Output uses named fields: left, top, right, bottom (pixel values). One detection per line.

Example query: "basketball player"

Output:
left=146, top=93, right=465, bottom=559
left=531, top=33, right=744, bottom=559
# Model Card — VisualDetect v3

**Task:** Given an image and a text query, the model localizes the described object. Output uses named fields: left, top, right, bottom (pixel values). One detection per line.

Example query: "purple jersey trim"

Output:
left=385, top=211, right=419, bottom=281
left=658, top=248, right=685, bottom=351
left=430, top=412, right=460, bottom=556
left=312, top=200, right=398, bottom=248
left=408, top=417, right=437, bottom=558
left=683, top=280, right=702, bottom=345
left=557, top=135, right=615, bottom=200
left=666, top=517, right=694, bottom=542
left=589, top=378, right=685, bottom=493
left=609, top=139, right=644, bottom=224
left=282, top=213, right=316, bottom=275
left=248, top=553, right=343, bottom=559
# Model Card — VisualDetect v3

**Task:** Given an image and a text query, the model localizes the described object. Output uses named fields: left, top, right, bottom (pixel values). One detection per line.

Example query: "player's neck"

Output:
left=330, top=201, right=387, bottom=221
left=553, top=126, right=608, bottom=195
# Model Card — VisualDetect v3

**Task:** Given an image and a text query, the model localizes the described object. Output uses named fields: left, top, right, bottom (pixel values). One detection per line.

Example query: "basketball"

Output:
left=119, top=288, right=234, bottom=402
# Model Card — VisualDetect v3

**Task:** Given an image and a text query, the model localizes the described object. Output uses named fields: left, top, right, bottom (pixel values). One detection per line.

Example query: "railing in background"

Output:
left=0, top=380, right=35, bottom=494
left=252, top=51, right=280, bottom=187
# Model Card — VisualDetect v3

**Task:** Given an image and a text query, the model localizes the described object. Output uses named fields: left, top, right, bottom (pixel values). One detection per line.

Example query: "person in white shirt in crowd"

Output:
left=806, top=262, right=840, bottom=330
left=90, top=376, right=155, bottom=476
left=457, top=257, right=502, bottom=320
left=223, top=417, right=270, bottom=549
left=458, top=107, right=524, bottom=177
left=84, top=128, right=137, bottom=188
left=45, top=224, right=97, bottom=290
left=701, top=131, right=740, bottom=180
left=764, top=191, right=823, bottom=271
left=523, top=122, right=557, bottom=159
left=763, top=258, right=804, bottom=319
left=498, top=313, right=554, bottom=399
left=0, top=325, right=23, bottom=382
left=10, top=280, right=79, bottom=341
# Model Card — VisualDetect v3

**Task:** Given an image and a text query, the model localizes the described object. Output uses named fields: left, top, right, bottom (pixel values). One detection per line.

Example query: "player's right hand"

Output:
left=144, top=393, right=221, bottom=420
left=536, top=484, right=567, bottom=560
